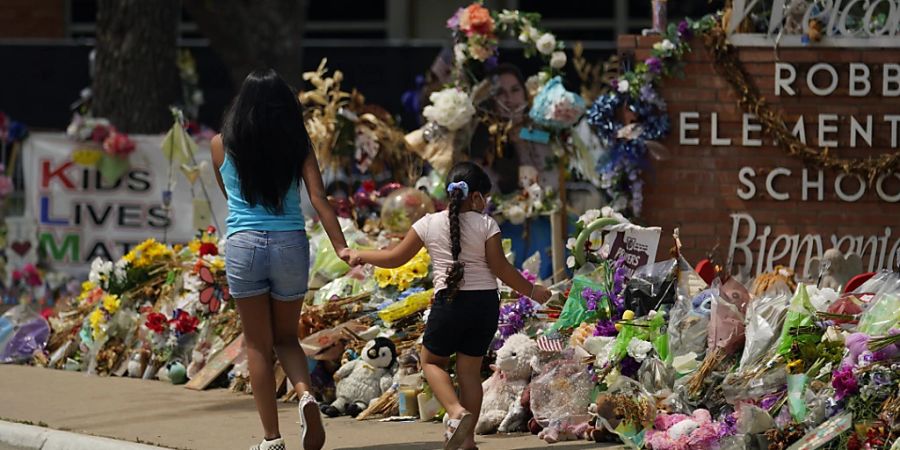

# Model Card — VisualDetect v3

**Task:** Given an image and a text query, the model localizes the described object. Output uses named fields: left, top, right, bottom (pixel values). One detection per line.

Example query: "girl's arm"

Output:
left=302, top=150, right=349, bottom=256
left=351, top=228, right=424, bottom=268
left=484, top=234, right=551, bottom=302
left=209, top=135, right=227, bottom=198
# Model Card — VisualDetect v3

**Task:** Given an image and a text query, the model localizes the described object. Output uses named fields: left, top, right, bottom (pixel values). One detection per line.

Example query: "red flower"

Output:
left=102, top=131, right=136, bottom=157
left=362, top=180, right=376, bottom=193
left=145, top=312, right=168, bottom=333
left=206, top=225, right=217, bottom=235
left=171, top=311, right=199, bottom=334
left=199, top=242, right=218, bottom=257
left=40, top=307, right=54, bottom=321
left=91, top=124, right=111, bottom=143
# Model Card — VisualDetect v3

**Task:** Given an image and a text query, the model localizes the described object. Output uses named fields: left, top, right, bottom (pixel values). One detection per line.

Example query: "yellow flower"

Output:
left=188, top=239, right=201, bottom=254
left=81, top=281, right=95, bottom=292
left=122, top=250, right=136, bottom=264
left=209, top=257, right=225, bottom=272
left=102, top=294, right=120, bottom=314
left=374, top=269, right=394, bottom=288
left=622, top=310, right=635, bottom=321
left=89, top=309, right=106, bottom=340
left=786, top=359, right=804, bottom=374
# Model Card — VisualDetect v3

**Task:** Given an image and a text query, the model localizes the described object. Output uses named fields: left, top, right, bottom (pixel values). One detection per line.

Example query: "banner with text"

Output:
left=23, top=133, right=227, bottom=276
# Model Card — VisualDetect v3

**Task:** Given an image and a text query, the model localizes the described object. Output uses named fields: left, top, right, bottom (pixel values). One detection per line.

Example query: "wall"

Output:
left=0, top=0, right=65, bottom=38
left=619, top=35, right=900, bottom=278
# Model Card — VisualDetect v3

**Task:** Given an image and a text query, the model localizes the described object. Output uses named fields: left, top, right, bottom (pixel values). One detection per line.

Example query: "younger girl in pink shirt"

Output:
left=349, top=162, right=550, bottom=450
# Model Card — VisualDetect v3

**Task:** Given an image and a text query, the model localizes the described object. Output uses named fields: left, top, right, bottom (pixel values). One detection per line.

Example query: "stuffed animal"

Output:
left=537, top=417, right=591, bottom=443
left=808, top=249, right=862, bottom=291
left=321, top=337, right=397, bottom=418
left=475, top=333, right=540, bottom=435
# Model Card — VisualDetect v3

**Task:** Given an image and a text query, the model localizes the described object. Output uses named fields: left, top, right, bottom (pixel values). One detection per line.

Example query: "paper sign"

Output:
left=786, top=412, right=852, bottom=450
left=192, top=198, right=212, bottom=231
left=185, top=334, right=244, bottom=390
left=602, top=227, right=662, bottom=276
left=519, top=127, right=550, bottom=144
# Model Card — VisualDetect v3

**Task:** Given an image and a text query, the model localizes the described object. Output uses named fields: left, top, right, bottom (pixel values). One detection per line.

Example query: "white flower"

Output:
left=616, top=79, right=630, bottom=93
left=550, top=51, right=567, bottom=69
left=653, top=39, right=676, bottom=52
left=453, top=43, right=468, bottom=65
left=505, top=204, right=527, bottom=225
left=578, top=209, right=601, bottom=226
left=567, top=255, right=576, bottom=268
left=536, top=33, right=557, bottom=55
left=529, top=27, right=541, bottom=42
left=89, top=257, right=112, bottom=284
left=498, top=9, right=518, bottom=24
left=626, top=337, right=652, bottom=362
left=566, top=238, right=577, bottom=250
left=423, top=88, right=476, bottom=131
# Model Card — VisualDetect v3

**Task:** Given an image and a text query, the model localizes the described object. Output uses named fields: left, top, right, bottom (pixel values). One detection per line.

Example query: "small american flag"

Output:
left=536, top=335, right=566, bottom=353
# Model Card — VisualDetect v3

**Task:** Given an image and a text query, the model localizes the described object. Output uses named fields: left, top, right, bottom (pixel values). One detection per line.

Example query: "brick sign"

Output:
left=620, top=36, right=900, bottom=279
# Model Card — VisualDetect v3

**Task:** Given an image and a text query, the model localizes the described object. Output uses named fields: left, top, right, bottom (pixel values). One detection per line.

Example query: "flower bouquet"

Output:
left=374, top=248, right=431, bottom=293
left=529, top=76, right=586, bottom=130
left=490, top=181, right=557, bottom=225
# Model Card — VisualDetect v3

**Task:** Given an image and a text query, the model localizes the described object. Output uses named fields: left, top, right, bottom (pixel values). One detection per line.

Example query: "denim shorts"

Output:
left=225, top=230, right=310, bottom=301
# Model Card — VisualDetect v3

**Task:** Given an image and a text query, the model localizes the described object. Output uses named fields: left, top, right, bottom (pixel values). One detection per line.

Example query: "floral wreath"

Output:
left=585, top=17, right=715, bottom=218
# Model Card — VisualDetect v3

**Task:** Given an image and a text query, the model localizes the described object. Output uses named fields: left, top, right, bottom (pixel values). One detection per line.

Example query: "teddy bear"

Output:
left=321, top=337, right=397, bottom=418
left=475, top=333, right=540, bottom=435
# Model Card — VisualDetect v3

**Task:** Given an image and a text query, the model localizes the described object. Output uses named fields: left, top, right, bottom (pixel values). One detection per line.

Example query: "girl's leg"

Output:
left=235, top=294, right=279, bottom=440
left=270, top=299, right=312, bottom=398
left=456, top=353, right=484, bottom=449
left=421, top=348, right=465, bottom=419
left=270, top=299, right=325, bottom=449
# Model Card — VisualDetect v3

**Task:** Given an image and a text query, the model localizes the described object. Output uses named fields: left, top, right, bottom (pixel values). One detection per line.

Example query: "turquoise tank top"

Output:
left=218, top=154, right=304, bottom=237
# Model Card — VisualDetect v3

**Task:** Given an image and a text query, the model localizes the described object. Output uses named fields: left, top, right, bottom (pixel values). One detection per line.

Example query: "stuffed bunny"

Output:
left=476, top=333, right=541, bottom=434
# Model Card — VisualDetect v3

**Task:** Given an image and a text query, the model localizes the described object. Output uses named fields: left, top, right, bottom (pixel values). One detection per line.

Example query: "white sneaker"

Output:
left=250, top=436, right=285, bottom=450
left=298, top=391, right=325, bottom=450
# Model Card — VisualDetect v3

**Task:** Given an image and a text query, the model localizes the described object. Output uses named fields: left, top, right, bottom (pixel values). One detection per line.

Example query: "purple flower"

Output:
left=759, top=392, right=781, bottom=410
left=620, top=355, right=640, bottom=377
left=446, top=8, right=462, bottom=30
left=677, top=20, right=692, bottom=39
left=645, top=57, right=662, bottom=74
left=717, top=413, right=738, bottom=439
left=594, top=319, right=618, bottom=337
left=832, top=364, right=859, bottom=401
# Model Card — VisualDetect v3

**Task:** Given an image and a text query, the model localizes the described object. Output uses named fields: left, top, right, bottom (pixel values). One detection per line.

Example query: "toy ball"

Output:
left=167, top=361, right=188, bottom=385
left=380, top=187, right=435, bottom=234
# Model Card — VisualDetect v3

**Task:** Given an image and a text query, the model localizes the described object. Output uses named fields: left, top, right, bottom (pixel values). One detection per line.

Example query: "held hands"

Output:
left=337, top=247, right=363, bottom=267
left=530, top=284, right=552, bottom=303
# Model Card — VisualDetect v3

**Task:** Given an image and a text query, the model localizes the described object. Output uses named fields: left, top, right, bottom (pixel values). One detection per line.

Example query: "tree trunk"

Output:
left=184, top=0, right=306, bottom=89
left=92, top=0, right=180, bottom=134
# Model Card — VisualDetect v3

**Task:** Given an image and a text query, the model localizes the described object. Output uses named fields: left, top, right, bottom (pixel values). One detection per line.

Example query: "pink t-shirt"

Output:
left=412, top=210, right=501, bottom=293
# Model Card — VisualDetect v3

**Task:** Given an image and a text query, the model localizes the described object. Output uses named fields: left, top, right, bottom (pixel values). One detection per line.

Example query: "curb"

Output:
left=0, top=421, right=167, bottom=450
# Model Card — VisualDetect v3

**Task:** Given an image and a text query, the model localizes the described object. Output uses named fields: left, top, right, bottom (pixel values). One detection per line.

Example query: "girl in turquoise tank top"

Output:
left=211, top=68, right=349, bottom=450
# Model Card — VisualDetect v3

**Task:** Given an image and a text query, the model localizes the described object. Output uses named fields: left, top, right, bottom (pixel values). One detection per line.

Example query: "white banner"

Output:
left=23, top=133, right=228, bottom=276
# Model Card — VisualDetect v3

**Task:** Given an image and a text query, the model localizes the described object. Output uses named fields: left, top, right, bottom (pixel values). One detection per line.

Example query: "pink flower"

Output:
left=446, top=8, right=463, bottom=30
left=0, top=174, right=13, bottom=198
left=832, top=364, right=859, bottom=400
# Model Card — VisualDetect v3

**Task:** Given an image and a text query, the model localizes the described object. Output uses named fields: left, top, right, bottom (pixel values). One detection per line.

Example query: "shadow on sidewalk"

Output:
left=333, top=442, right=442, bottom=450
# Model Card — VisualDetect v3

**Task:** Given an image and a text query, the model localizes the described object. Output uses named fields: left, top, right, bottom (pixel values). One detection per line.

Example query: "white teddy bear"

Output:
left=475, top=333, right=541, bottom=434
left=321, top=337, right=397, bottom=418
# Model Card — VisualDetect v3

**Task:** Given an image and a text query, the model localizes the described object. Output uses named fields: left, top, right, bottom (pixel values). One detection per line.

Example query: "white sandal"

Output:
left=298, top=391, right=325, bottom=450
left=443, top=411, right=474, bottom=450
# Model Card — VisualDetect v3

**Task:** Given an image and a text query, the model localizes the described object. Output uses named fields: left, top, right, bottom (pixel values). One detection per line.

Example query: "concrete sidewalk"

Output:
left=0, top=366, right=621, bottom=450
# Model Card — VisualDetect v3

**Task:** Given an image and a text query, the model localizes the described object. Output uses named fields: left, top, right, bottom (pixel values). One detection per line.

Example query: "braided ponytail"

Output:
left=442, top=162, right=493, bottom=301
left=444, top=187, right=465, bottom=300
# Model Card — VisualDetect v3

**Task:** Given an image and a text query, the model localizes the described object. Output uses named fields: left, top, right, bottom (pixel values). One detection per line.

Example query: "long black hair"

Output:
left=444, top=162, right=493, bottom=300
left=221, top=68, right=309, bottom=213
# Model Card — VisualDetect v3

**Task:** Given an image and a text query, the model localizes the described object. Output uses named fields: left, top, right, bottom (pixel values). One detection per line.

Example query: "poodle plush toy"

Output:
left=321, top=337, right=397, bottom=418
left=475, top=333, right=540, bottom=434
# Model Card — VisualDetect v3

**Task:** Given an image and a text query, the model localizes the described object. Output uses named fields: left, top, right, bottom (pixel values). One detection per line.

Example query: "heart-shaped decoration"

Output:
left=180, top=162, right=206, bottom=186
left=11, top=241, right=31, bottom=256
